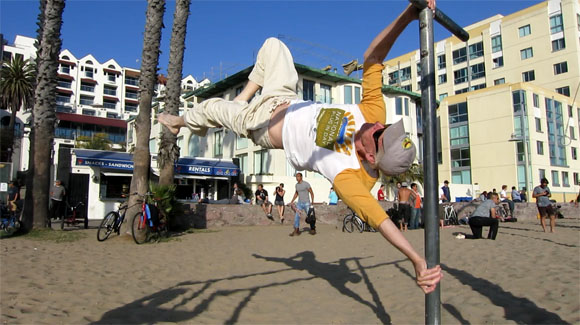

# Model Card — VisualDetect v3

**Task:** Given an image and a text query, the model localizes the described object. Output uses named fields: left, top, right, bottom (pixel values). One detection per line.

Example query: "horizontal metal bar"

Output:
left=409, top=0, right=470, bottom=42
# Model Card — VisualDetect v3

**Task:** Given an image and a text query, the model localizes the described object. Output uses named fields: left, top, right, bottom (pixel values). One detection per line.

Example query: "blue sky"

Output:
left=1, top=0, right=542, bottom=82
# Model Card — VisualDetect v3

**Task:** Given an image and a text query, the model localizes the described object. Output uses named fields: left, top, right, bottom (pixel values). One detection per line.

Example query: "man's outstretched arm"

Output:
left=363, top=0, right=435, bottom=65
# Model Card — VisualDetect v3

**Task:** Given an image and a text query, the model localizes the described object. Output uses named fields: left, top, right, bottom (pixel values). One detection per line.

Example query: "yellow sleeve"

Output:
left=358, top=62, right=386, bottom=124
left=333, top=169, right=389, bottom=229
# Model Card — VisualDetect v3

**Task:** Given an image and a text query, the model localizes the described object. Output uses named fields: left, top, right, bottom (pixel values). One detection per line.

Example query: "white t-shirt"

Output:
left=282, top=100, right=367, bottom=183
left=438, top=187, right=445, bottom=204
left=500, top=190, right=507, bottom=201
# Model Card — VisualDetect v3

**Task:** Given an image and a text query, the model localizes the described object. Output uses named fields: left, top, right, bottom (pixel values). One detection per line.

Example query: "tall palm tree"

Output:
left=31, top=0, right=66, bottom=228
left=0, top=56, right=35, bottom=162
left=123, top=0, right=166, bottom=235
left=158, top=0, right=190, bottom=186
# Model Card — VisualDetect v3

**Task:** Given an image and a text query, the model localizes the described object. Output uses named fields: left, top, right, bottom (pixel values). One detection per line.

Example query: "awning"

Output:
left=101, top=171, right=132, bottom=177
left=175, top=158, right=239, bottom=177
left=81, top=78, right=97, bottom=84
left=74, top=149, right=133, bottom=170
left=57, top=112, right=127, bottom=128
left=57, top=88, right=73, bottom=95
left=58, top=74, right=74, bottom=80
left=103, top=95, right=119, bottom=102
left=103, top=68, right=121, bottom=75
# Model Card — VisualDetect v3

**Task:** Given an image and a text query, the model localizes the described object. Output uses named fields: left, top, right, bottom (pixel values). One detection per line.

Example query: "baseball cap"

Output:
left=377, top=120, right=416, bottom=176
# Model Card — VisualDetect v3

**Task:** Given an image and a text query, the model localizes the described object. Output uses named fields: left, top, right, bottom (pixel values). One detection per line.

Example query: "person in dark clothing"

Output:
left=468, top=192, right=500, bottom=239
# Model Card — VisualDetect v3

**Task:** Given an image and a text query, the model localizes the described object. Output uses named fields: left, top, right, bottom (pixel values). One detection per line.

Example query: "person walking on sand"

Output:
left=158, top=0, right=441, bottom=294
left=533, top=178, right=556, bottom=233
left=274, top=183, right=286, bottom=223
left=289, top=172, right=315, bottom=236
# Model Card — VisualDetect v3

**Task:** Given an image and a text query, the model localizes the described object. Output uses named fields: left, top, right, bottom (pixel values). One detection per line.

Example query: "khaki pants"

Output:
left=183, top=38, right=298, bottom=148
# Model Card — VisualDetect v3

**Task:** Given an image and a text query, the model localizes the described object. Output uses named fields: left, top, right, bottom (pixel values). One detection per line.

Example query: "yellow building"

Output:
left=384, top=0, right=580, bottom=201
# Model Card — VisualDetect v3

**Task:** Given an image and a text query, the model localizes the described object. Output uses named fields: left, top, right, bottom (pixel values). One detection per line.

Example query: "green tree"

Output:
left=123, top=0, right=166, bottom=235
left=31, top=0, right=66, bottom=228
left=0, top=56, right=35, bottom=162
left=75, top=133, right=113, bottom=150
left=381, top=163, right=425, bottom=192
left=158, top=0, right=190, bottom=186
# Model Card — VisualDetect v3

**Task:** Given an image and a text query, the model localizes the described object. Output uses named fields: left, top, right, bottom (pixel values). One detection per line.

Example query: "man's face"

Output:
left=55, top=181, right=61, bottom=186
left=359, top=122, right=387, bottom=158
left=492, top=195, right=500, bottom=204
left=296, top=174, right=302, bottom=182
left=541, top=181, right=547, bottom=188
left=258, top=185, right=263, bottom=190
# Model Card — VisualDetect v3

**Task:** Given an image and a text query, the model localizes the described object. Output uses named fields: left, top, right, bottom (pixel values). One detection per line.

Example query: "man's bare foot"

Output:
left=158, top=113, right=185, bottom=135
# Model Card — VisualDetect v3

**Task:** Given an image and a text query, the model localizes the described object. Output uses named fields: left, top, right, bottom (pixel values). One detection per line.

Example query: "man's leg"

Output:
left=248, top=38, right=298, bottom=98
left=468, top=217, right=484, bottom=239
left=487, top=218, right=499, bottom=240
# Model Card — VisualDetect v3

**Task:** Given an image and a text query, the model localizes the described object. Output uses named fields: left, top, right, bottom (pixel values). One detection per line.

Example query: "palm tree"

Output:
left=381, top=163, right=424, bottom=197
left=0, top=56, right=35, bottom=162
left=123, top=0, right=166, bottom=235
left=158, top=0, right=190, bottom=186
left=31, top=0, right=66, bottom=228
left=76, top=133, right=113, bottom=150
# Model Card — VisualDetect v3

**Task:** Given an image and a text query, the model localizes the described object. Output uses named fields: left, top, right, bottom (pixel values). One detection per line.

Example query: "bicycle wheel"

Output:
left=97, top=212, right=118, bottom=242
left=353, top=216, right=364, bottom=233
left=343, top=215, right=355, bottom=233
left=60, top=207, right=67, bottom=230
left=131, top=212, right=150, bottom=245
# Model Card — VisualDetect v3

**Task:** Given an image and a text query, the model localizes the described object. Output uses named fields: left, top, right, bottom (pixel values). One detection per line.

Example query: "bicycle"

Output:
left=97, top=200, right=130, bottom=241
left=443, top=204, right=459, bottom=226
left=61, top=201, right=87, bottom=230
left=0, top=201, right=21, bottom=236
left=342, top=207, right=376, bottom=233
left=131, top=192, right=168, bottom=244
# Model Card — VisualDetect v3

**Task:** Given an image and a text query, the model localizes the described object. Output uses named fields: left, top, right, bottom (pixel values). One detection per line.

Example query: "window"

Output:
left=522, top=70, right=535, bottom=82
left=439, top=93, right=448, bottom=101
left=562, top=170, right=572, bottom=191
left=400, top=67, right=412, bottom=81
left=84, top=67, right=94, bottom=78
left=518, top=24, right=531, bottom=37
left=213, top=130, right=223, bottom=157
left=494, top=78, right=505, bottom=85
left=236, top=153, right=248, bottom=175
left=468, top=42, right=484, bottom=59
left=125, top=102, right=138, bottom=112
left=103, top=100, right=116, bottom=109
left=555, top=86, right=570, bottom=97
left=551, top=170, right=560, bottom=186
left=454, top=68, right=468, bottom=84
left=537, top=141, right=544, bottom=155
left=452, top=170, right=471, bottom=184
left=539, top=169, right=546, bottom=182
left=450, top=125, right=469, bottom=146
left=574, top=172, right=579, bottom=185
left=492, top=56, right=504, bottom=68
left=550, top=14, right=563, bottom=34
left=545, top=98, right=567, bottom=166
left=253, top=150, right=269, bottom=174
left=58, top=79, right=71, bottom=89
left=395, top=97, right=409, bottom=116
left=451, top=148, right=470, bottom=168
left=533, top=94, right=540, bottom=108
left=125, top=76, right=138, bottom=86
left=553, top=62, right=568, bottom=75
left=491, top=35, right=502, bottom=53
left=455, top=88, right=469, bottom=95
left=552, top=38, right=566, bottom=51
left=80, top=82, right=95, bottom=93
left=401, top=85, right=411, bottom=92
left=535, top=117, right=542, bottom=132
left=236, top=135, right=248, bottom=150
left=188, top=134, right=201, bottom=156
left=320, top=84, right=332, bottom=104
left=438, top=74, right=447, bottom=84
left=107, top=73, right=116, bottom=82
left=344, top=85, right=353, bottom=104
left=437, top=54, right=446, bottom=69
left=104, top=86, right=116, bottom=96
left=100, top=174, right=131, bottom=200
left=79, top=95, right=94, bottom=106
left=388, top=71, right=399, bottom=85
left=448, top=102, right=468, bottom=124
left=354, top=87, right=361, bottom=104
left=452, top=47, right=467, bottom=64
left=235, top=86, right=243, bottom=96
left=471, top=84, right=486, bottom=91
left=126, top=89, right=138, bottom=99
left=571, top=147, right=577, bottom=160
left=106, top=112, right=118, bottom=119
left=56, top=94, right=71, bottom=104
left=82, top=109, right=95, bottom=116
left=520, top=47, right=533, bottom=60
left=303, top=79, right=315, bottom=101
left=60, top=64, right=71, bottom=74
left=570, top=126, right=576, bottom=140
left=470, top=63, right=485, bottom=80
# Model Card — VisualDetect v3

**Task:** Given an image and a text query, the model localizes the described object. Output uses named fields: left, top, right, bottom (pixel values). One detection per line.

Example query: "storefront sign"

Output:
left=76, top=158, right=133, bottom=170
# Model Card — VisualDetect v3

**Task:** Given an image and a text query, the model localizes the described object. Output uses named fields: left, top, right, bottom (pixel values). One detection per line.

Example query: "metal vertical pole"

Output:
left=418, top=7, right=441, bottom=325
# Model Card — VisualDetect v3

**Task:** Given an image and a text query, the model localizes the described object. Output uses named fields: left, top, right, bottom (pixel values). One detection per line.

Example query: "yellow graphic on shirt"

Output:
left=315, top=108, right=356, bottom=156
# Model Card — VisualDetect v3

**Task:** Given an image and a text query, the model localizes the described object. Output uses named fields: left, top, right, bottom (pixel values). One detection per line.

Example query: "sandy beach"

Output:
left=1, top=215, right=579, bottom=324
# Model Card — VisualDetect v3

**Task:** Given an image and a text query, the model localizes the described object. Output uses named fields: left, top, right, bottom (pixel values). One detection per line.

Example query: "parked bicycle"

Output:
left=0, top=201, right=21, bottom=236
left=442, top=204, right=459, bottom=226
left=61, top=201, right=87, bottom=230
left=97, top=200, right=130, bottom=241
left=342, top=207, right=376, bottom=233
left=131, top=192, right=168, bottom=244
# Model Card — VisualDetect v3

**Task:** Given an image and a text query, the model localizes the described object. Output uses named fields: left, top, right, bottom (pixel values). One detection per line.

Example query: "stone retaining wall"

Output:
left=172, top=201, right=578, bottom=229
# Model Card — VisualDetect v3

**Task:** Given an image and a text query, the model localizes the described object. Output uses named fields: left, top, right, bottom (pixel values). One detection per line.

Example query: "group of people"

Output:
left=477, top=184, right=528, bottom=218
left=3, top=179, right=66, bottom=221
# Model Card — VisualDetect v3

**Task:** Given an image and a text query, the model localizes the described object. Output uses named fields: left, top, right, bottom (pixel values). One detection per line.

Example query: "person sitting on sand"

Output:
left=158, top=0, right=441, bottom=294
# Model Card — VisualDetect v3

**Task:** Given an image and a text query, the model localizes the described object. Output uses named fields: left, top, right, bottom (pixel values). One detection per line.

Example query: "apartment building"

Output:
left=384, top=0, right=580, bottom=200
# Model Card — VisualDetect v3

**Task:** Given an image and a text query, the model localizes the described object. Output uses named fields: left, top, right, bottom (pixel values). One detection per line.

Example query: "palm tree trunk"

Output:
left=122, top=0, right=166, bottom=235
left=31, top=0, right=65, bottom=228
left=158, top=0, right=190, bottom=186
